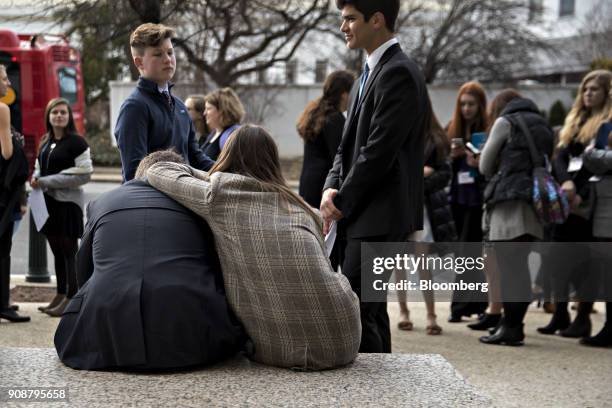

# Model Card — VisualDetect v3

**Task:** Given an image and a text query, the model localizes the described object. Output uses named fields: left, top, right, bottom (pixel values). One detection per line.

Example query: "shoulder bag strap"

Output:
left=512, top=114, right=544, bottom=168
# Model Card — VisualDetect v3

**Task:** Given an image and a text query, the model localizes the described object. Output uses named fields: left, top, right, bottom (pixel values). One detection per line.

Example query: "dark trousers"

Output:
left=450, top=203, right=487, bottom=317
left=46, top=235, right=78, bottom=298
left=1, top=223, right=14, bottom=310
left=498, top=234, right=535, bottom=328
left=336, top=231, right=408, bottom=353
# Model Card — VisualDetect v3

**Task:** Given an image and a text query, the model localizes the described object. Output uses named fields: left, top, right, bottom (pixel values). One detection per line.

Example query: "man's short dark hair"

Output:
left=135, top=149, right=185, bottom=179
left=336, top=0, right=400, bottom=32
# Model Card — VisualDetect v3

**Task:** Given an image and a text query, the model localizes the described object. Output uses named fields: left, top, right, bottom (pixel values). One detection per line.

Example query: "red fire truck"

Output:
left=0, top=29, right=86, bottom=174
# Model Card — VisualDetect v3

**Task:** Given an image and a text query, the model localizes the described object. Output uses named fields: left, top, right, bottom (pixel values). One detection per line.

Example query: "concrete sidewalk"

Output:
left=2, top=299, right=610, bottom=407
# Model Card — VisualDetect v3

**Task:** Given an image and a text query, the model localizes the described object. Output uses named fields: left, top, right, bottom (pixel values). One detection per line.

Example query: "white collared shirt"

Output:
left=158, top=84, right=169, bottom=94
left=366, top=37, right=399, bottom=72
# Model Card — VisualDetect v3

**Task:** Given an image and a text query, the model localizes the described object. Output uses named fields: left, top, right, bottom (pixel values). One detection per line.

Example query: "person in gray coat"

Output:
left=54, top=151, right=245, bottom=370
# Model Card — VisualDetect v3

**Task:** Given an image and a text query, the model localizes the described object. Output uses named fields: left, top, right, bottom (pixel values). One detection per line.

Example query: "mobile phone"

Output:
left=466, top=142, right=481, bottom=155
left=451, top=138, right=464, bottom=148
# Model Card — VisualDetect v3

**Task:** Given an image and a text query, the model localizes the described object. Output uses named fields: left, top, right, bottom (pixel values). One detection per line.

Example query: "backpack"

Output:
left=513, top=115, right=569, bottom=226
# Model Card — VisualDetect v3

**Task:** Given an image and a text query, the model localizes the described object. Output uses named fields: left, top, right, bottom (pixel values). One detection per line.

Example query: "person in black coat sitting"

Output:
left=54, top=150, right=245, bottom=370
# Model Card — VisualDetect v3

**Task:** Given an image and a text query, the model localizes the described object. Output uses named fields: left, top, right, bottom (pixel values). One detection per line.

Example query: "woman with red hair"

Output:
left=447, top=81, right=489, bottom=323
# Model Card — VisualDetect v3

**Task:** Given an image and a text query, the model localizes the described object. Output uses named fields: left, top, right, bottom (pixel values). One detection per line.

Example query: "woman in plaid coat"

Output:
left=147, top=125, right=361, bottom=370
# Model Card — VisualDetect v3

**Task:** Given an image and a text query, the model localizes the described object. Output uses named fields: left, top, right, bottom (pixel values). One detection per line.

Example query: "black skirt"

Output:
left=41, top=194, right=84, bottom=239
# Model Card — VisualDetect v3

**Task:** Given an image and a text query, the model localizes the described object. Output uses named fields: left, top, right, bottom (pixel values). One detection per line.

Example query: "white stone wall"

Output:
left=109, top=81, right=577, bottom=157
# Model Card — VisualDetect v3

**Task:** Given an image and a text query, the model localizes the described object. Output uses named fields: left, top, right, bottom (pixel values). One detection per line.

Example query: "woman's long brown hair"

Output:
left=486, top=89, right=522, bottom=132
left=446, top=81, right=488, bottom=141
left=297, top=70, right=355, bottom=142
left=210, top=125, right=322, bottom=230
left=424, top=94, right=450, bottom=160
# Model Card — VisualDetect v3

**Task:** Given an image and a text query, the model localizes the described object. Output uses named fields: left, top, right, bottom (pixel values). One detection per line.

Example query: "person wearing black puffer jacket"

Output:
left=478, top=90, right=554, bottom=346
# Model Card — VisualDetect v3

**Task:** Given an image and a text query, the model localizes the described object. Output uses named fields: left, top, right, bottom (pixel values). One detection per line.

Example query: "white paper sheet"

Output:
left=324, top=220, right=337, bottom=257
left=28, top=188, right=49, bottom=232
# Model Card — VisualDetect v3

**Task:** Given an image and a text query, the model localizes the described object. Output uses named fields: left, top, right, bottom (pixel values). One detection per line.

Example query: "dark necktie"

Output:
left=358, top=62, right=370, bottom=101
left=161, top=90, right=174, bottom=110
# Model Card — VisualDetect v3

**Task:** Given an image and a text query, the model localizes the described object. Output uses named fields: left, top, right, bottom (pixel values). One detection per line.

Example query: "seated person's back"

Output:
left=54, top=151, right=244, bottom=370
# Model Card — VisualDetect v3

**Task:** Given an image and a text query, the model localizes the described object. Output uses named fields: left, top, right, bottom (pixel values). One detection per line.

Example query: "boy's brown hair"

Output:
left=130, top=23, right=175, bottom=57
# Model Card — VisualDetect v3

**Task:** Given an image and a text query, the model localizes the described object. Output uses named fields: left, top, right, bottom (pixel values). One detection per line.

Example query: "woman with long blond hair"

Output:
left=147, top=125, right=361, bottom=370
left=538, top=69, right=612, bottom=338
left=447, top=81, right=489, bottom=322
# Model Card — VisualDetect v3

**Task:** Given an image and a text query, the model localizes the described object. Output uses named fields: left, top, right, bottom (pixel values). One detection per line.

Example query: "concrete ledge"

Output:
left=0, top=347, right=490, bottom=407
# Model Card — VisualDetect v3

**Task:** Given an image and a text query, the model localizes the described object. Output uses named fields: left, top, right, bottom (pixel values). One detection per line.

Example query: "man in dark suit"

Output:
left=321, top=0, right=427, bottom=353
left=54, top=151, right=244, bottom=370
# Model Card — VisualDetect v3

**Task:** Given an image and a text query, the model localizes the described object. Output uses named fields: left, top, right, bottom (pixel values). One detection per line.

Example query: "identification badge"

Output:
left=458, top=171, right=475, bottom=185
left=568, top=157, right=583, bottom=172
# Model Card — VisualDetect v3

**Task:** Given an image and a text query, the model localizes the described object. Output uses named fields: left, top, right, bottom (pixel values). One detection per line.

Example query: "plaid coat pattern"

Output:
left=147, top=162, right=361, bottom=370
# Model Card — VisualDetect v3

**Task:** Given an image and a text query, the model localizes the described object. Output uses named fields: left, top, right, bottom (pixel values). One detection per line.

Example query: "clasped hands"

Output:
left=320, top=188, right=343, bottom=235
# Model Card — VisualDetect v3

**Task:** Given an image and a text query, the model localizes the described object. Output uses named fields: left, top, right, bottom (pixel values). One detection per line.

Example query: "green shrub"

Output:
left=548, top=100, right=566, bottom=128
left=86, top=129, right=121, bottom=167
left=591, top=58, right=612, bottom=71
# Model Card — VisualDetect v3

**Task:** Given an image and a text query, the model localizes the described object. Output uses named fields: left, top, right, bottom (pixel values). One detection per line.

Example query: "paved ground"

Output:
left=2, top=300, right=610, bottom=407
left=4, top=170, right=612, bottom=407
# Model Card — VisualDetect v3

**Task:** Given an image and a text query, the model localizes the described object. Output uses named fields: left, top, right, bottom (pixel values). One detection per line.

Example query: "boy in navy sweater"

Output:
left=115, top=23, right=214, bottom=181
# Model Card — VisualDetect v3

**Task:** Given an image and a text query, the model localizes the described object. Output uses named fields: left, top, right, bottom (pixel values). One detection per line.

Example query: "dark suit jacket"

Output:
left=54, top=180, right=245, bottom=370
left=324, top=44, right=427, bottom=238
left=299, top=111, right=345, bottom=208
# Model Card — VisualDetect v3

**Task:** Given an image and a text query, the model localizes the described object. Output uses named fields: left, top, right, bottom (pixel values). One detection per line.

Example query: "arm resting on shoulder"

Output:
left=147, top=162, right=213, bottom=217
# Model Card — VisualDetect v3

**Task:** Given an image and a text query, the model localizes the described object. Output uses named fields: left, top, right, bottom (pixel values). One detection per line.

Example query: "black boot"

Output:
left=580, top=324, right=612, bottom=348
left=467, top=313, right=501, bottom=331
left=560, top=315, right=591, bottom=338
left=0, top=256, right=30, bottom=323
left=479, top=323, right=525, bottom=346
left=537, top=306, right=570, bottom=335
left=488, top=316, right=505, bottom=335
